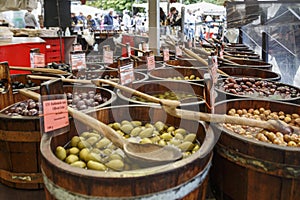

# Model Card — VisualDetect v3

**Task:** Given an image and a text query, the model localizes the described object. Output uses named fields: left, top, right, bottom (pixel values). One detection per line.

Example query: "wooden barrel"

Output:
left=0, top=112, right=42, bottom=189
left=105, top=61, right=164, bottom=72
left=210, top=99, right=300, bottom=200
left=76, top=70, right=148, bottom=84
left=215, top=78, right=300, bottom=104
left=224, top=51, right=260, bottom=60
left=116, top=80, right=207, bottom=112
left=165, top=60, right=207, bottom=68
left=40, top=105, right=216, bottom=200
left=0, top=86, right=116, bottom=189
left=148, top=67, right=206, bottom=84
left=219, top=58, right=272, bottom=70
left=219, top=67, right=281, bottom=81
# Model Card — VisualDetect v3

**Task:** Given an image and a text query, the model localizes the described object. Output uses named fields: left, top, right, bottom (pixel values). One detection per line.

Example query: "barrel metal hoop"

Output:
left=42, top=158, right=212, bottom=200
left=216, top=144, right=300, bottom=178
left=0, top=169, right=43, bottom=184
left=0, top=129, right=41, bottom=142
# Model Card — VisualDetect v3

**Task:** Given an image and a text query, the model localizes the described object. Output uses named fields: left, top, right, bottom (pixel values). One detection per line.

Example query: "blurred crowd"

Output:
left=69, top=7, right=226, bottom=42
left=70, top=9, right=147, bottom=34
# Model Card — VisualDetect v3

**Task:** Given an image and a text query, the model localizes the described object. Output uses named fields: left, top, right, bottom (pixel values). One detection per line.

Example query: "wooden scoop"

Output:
left=165, top=36, right=231, bottom=76
left=9, top=66, right=69, bottom=75
left=27, top=75, right=119, bottom=84
left=93, top=79, right=300, bottom=135
left=18, top=88, right=182, bottom=165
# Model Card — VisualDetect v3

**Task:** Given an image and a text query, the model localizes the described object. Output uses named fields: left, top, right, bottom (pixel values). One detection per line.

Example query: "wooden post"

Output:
left=148, top=0, right=160, bottom=55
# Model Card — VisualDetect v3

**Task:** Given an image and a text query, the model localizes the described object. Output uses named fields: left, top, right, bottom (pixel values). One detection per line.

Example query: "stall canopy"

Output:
left=186, top=2, right=226, bottom=16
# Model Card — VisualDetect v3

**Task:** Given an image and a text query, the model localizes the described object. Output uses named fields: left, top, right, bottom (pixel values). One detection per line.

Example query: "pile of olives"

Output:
left=66, top=91, right=108, bottom=110
left=2, top=99, right=40, bottom=116
left=224, top=107, right=300, bottom=147
left=131, top=91, right=200, bottom=102
left=218, top=77, right=300, bottom=99
left=167, top=75, right=201, bottom=81
left=55, top=120, right=200, bottom=171
left=12, top=80, right=37, bottom=90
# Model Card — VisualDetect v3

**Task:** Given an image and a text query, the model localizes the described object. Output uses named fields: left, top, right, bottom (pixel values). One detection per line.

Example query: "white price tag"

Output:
left=103, top=50, right=114, bottom=64
left=175, top=46, right=182, bottom=56
left=119, top=63, right=135, bottom=85
left=70, top=53, right=86, bottom=71
left=163, top=48, right=170, bottom=62
left=147, top=55, right=155, bottom=71
left=30, top=53, right=45, bottom=68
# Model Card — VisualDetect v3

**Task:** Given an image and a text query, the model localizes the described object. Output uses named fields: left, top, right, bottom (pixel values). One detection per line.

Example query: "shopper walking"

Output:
left=24, top=9, right=38, bottom=29
left=103, top=9, right=114, bottom=30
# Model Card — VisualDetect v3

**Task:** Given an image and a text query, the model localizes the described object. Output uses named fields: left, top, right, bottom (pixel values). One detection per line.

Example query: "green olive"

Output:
left=65, top=154, right=79, bottom=164
left=68, top=147, right=80, bottom=155
left=70, top=160, right=86, bottom=168
left=55, top=146, right=67, bottom=161
left=105, top=159, right=125, bottom=171
left=70, top=136, right=81, bottom=147
left=87, top=160, right=107, bottom=171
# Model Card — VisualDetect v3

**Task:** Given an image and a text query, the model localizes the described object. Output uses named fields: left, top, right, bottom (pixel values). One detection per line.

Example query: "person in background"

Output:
left=167, top=7, right=181, bottom=27
left=77, top=12, right=86, bottom=29
left=94, top=13, right=101, bottom=29
left=24, top=9, right=38, bottom=29
left=70, top=12, right=78, bottom=34
left=160, top=7, right=166, bottom=25
left=103, top=9, right=114, bottom=30
left=113, top=15, right=120, bottom=30
left=184, top=9, right=196, bottom=40
left=122, top=10, right=131, bottom=31
left=86, top=15, right=97, bottom=31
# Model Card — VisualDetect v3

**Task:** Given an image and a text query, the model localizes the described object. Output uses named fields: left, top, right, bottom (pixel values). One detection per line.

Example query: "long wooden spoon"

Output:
left=9, top=66, right=69, bottom=75
left=18, top=88, right=182, bottom=165
left=92, top=79, right=300, bottom=135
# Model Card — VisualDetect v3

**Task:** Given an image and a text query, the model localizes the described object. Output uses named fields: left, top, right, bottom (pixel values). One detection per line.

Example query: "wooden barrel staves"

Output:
left=0, top=113, right=43, bottom=189
left=40, top=105, right=216, bottom=200
left=210, top=99, right=300, bottom=200
left=0, top=85, right=116, bottom=189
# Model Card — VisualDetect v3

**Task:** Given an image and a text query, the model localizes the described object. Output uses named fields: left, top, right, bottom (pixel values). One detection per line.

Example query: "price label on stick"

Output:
left=175, top=45, right=182, bottom=56
left=70, top=52, right=86, bottom=71
left=31, top=53, right=45, bottom=68
left=147, top=55, right=155, bottom=71
left=42, top=98, right=69, bottom=133
left=103, top=50, right=114, bottom=64
left=119, top=63, right=135, bottom=85
left=163, top=48, right=170, bottom=61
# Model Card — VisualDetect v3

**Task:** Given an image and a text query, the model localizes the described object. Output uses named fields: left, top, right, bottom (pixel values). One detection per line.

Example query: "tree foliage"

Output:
left=87, top=0, right=133, bottom=12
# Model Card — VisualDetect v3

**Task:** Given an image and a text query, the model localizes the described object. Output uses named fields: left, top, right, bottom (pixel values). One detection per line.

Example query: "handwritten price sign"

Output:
left=31, top=53, right=45, bottom=68
left=119, top=63, right=135, bottom=85
left=103, top=50, right=114, bottom=64
left=175, top=46, right=182, bottom=56
left=147, top=55, right=155, bottom=71
left=163, top=48, right=170, bottom=61
left=43, top=99, right=69, bottom=133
